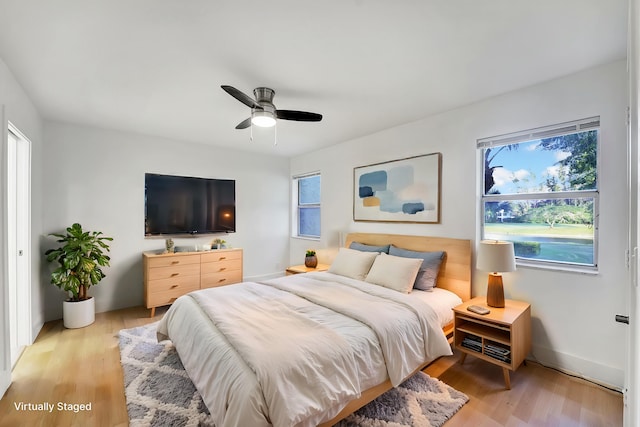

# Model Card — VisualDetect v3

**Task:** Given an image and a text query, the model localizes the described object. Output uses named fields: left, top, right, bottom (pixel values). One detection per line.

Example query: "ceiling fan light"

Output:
left=251, top=111, right=276, bottom=127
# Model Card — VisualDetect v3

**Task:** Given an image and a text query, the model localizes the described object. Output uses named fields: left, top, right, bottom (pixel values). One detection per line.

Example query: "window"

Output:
left=478, top=117, right=599, bottom=270
left=293, top=173, right=321, bottom=238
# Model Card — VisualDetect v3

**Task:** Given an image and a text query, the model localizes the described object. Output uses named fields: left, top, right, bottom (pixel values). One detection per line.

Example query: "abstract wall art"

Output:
left=353, top=153, right=441, bottom=223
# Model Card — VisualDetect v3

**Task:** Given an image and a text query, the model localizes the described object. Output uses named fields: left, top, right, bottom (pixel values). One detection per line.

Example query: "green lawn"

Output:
left=485, top=223, right=593, bottom=239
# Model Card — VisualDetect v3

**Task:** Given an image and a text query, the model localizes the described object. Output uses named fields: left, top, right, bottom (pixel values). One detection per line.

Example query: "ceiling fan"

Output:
left=221, top=85, right=323, bottom=129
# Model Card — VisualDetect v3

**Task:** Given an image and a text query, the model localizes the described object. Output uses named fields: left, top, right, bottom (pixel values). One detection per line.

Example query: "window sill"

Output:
left=516, top=259, right=598, bottom=275
left=291, top=235, right=321, bottom=242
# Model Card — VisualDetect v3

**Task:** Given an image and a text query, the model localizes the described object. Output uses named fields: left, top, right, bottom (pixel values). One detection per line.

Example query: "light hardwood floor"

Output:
left=0, top=306, right=623, bottom=427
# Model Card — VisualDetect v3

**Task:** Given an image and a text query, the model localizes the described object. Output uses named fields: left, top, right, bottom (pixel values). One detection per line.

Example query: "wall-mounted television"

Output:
left=145, top=173, right=236, bottom=236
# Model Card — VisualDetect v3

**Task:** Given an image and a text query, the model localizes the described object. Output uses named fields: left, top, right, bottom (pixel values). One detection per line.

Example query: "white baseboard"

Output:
left=31, top=321, right=44, bottom=344
left=530, top=344, right=624, bottom=391
left=0, top=369, right=10, bottom=399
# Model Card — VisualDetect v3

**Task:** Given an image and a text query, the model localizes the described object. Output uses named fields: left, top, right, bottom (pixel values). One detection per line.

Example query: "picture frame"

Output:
left=353, top=152, right=441, bottom=223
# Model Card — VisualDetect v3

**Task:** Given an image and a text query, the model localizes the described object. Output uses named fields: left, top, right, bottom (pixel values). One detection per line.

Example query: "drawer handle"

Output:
left=219, top=256, right=226, bottom=260
left=219, top=267, right=226, bottom=271
left=218, top=278, right=227, bottom=283
left=170, top=285, right=178, bottom=289
left=171, top=261, right=179, bottom=265
left=170, top=273, right=179, bottom=277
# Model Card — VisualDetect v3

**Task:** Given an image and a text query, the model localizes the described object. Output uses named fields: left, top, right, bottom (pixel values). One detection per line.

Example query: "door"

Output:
left=627, top=1, right=639, bottom=425
left=7, top=123, right=31, bottom=368
left=0, top=106, right=8, bottom=397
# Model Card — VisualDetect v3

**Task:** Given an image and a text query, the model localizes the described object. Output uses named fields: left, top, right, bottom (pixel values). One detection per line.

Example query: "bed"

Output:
left=156, top=233, right=471, bottom=427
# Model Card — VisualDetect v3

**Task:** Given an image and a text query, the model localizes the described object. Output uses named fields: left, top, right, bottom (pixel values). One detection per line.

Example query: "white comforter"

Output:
left=157, top=272, right=452, bottom=427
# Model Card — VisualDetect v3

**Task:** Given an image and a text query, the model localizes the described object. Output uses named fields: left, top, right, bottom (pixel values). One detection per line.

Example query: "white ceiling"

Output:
left=0, top=1, right=629, bottom=157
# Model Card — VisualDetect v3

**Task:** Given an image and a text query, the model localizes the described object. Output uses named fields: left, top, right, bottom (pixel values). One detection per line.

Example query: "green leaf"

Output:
left=82, top=258, right=95, bottom=272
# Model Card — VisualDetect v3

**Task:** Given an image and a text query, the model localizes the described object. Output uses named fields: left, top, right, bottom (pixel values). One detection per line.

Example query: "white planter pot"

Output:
left=63, top=297, right=95, bottom=329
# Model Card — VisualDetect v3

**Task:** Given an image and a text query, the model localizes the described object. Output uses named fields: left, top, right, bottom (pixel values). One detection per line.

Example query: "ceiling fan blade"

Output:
left=235, top=117, right=252, bottom=129
left=221, top=85, right=263, bottom=109
left=276, top=110, right=323, bottom=122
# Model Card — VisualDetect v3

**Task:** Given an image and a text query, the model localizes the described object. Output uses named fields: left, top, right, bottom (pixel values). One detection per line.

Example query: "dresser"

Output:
left=143, top=248, right=243, bottom=317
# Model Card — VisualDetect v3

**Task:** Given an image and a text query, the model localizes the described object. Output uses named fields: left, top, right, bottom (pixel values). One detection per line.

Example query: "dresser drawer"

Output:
left=146, top=253, right=200, bottom=268
left=201, top=270, right=242, bottom=289
left=146, top=275, right=200, bottom=307
left=201, top=250, right=242, bottom=263
left=146, top=263, right=200, bottom=281
left=201, top=258, right=242, bottom=275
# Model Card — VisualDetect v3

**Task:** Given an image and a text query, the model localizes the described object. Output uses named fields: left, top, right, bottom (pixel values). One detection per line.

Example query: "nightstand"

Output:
left=285, top=264, right=330, bottom=275
left=453, top=296, right=531, bottom=389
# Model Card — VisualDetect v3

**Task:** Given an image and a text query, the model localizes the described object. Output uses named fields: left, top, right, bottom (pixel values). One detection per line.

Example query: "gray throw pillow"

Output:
left=388, top=245, right=445, bottom=291
left=349, top=242, right=391, bottom=254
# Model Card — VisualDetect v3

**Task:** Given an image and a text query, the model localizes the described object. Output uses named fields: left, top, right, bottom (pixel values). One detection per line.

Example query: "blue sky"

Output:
left=486, top=140, right=572, bottom=194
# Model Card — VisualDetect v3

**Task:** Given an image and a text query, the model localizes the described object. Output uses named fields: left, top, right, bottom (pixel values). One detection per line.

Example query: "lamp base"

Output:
left=486, top=273, right=505, bottom=308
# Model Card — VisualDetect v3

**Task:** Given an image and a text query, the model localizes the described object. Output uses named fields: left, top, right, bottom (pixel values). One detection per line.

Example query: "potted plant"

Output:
left=305, top=250, right=318, bottom=268
left=45, top=223, right=113, bottom=328
left=212, top=238, right=226, bottom=249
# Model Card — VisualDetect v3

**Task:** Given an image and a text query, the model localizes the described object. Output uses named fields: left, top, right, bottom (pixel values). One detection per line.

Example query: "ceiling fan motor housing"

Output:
left=253, top=87, right=275, bottom=104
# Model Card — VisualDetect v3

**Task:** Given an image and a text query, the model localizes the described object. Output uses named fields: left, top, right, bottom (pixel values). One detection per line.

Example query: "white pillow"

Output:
left=365, top=253, right=423, bottom=293
left=328, top=247, right=378, bottom=280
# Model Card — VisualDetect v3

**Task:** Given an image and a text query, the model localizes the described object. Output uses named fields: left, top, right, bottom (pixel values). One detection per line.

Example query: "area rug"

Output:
left=118, top=322, right=468, bottom=427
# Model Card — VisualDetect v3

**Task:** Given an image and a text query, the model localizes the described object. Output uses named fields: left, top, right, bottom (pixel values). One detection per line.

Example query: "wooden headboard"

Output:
left=344, top=233, right=471, bottom=301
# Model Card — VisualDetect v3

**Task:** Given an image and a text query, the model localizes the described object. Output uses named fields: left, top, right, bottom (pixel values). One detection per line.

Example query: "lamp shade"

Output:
left=477, top=240, right=516, bottom=273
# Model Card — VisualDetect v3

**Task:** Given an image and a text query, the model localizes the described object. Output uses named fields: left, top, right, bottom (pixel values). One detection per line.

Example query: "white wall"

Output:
left=0, top=56, right=44, bottom=396
left=291, top=60, right=628, bottom=389
left=42, top=122, right=290, bottom=320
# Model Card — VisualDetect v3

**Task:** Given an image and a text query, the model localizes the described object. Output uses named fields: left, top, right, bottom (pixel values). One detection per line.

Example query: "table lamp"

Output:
left=477, top=240, right=516, bottom=308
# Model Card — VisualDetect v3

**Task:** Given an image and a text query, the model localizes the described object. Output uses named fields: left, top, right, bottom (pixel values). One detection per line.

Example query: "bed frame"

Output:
left=319, top=232, right=471, bottom=427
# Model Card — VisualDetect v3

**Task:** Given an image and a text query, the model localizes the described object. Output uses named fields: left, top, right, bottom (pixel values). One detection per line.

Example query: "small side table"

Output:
left=285, top=264, right=330, bottom=275
left=453, top=296, right=531, bottom=389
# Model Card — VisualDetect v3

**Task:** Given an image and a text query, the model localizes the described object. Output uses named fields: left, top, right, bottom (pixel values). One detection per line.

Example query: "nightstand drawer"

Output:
left=201, top=270, right=242, bottom=289
left=146, top=263, right=201, bottom=281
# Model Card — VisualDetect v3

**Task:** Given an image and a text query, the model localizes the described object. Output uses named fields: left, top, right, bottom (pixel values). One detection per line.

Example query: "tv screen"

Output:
left=145, top=173, right=236, bottom=236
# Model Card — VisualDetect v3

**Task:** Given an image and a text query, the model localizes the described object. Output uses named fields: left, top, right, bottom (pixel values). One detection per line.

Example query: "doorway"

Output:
left=7, top=123, right=31, bottom=367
